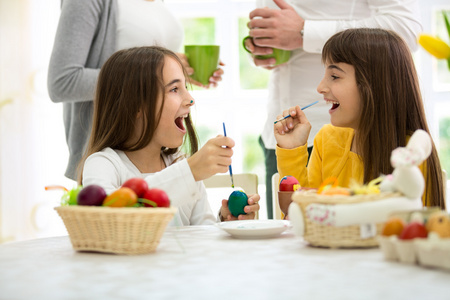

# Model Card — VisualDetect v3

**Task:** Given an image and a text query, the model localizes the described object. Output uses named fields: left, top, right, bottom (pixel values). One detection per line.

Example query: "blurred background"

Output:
left=0, top=0, right=449, bottom=243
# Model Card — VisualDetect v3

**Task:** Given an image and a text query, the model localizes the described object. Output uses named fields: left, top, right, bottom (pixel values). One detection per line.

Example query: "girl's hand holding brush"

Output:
left=187, top=135, right=235, bottom=181
left=274, top=105, right=312, bottom=149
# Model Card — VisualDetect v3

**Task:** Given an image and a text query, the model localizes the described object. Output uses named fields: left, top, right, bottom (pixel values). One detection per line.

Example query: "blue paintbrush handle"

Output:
left=222, top=122, right=235, bottom=188
left=274, top=100, right=319, bottom=124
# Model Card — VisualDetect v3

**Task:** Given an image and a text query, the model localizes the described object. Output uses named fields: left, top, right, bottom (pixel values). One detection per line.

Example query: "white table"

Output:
left=1, top=225, right=449, bottom=300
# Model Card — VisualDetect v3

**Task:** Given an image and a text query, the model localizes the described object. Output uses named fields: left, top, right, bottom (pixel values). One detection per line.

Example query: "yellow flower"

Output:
left=418, top=11, right=450, bottom=70
left=418, top=34, right=450, bottom=59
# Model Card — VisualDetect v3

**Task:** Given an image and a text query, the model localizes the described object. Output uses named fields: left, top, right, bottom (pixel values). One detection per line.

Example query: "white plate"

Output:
left=216, top=220, right=291, bottom=239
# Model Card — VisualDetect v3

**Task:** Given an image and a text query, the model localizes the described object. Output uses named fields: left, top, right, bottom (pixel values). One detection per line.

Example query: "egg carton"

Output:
left=378, top=234, right=450, bottom=270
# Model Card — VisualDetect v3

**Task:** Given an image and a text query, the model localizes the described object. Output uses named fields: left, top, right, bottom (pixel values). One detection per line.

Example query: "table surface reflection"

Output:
left=1, top=224, right=449, bottom=300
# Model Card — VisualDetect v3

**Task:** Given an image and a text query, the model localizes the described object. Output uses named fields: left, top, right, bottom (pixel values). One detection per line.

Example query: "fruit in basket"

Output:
left=426, top=211, right=450, bottom=238
left=45, top=185, right=82, bottom=206
left=399, top=222, right=428, bottom=240
left=67, top=186, right=83, bottom=205
left=142, top=188, right=170, bottom=207
left=381, top=217, right=405, bottom=236
left=77, top=185, right=107, bottom=206
left=279, top=175, right=300, bottom=191
left=103, top=187, right=138, bottom=207
left=122, top=177, right=148, bottom=198
left=228, top=190, right=248, bottom=217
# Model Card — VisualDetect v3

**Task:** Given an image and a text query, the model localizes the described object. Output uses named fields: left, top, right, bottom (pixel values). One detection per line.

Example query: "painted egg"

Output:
left=381, top=217, right=405, bottom=236
left=399, top=222, right=428, bottom=240
left=279, top=176, right=300, bottom=192
left=228, top=190, right=248, bottom=217
left=426, top=211, right=450, bottom=238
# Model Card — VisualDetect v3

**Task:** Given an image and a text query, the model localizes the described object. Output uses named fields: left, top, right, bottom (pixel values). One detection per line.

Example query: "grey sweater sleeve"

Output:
left=47, top=0, right=104, bottom=103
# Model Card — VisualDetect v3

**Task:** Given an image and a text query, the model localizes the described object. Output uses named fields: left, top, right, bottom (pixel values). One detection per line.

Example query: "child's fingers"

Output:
left=274, top=115, right=285, bottom=134
left=244, top=202, right=260, bottom=214
left=294, top=106, right=310, bottom=125
left=275, top=106, right=301, bottom=134
left=243, top=194, right=260, bottom=214
left=285, top=105, right=301, bottom=129
left=213, top=135, right=235, bottom=149
left=247, top=194, right=260, bottom=204
left=238, top=212, right=255, bottom=220
left=216, top=156, right=232, bottom=169
left=275, top=108, right=292, bottom=134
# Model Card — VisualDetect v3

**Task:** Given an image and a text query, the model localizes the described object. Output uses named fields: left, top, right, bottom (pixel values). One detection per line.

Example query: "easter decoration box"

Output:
left=50, top=178, right=176, bottom=255
left=378, top=209, right=450, bottom=271
left=288, top=129, right=432, bottom=248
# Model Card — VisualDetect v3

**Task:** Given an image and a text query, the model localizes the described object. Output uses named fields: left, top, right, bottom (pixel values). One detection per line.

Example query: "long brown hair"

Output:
left=77, top=46, right=198, bottom=183
left=322, top=28, right=445, bottom=209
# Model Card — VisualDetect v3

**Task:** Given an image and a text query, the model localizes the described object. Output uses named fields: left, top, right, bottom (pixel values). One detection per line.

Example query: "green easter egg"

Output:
left=228, top=190, right=248, bottom=217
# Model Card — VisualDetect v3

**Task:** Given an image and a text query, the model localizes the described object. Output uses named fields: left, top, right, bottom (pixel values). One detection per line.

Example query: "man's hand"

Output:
left=248, top=0, right=304, bottom=50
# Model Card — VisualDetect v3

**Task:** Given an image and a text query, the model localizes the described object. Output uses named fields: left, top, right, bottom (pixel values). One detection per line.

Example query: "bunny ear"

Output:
left=390, top=130, right=432, bottom=168
left=406, top=129, right=432, bottom=159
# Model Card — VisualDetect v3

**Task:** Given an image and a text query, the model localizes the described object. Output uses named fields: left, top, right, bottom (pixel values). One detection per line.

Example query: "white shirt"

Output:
left=116, top=0, right=184, bottom=51
left=259, top=0, right=422, bottom=149
left=82, top=148, right=216, bottom=226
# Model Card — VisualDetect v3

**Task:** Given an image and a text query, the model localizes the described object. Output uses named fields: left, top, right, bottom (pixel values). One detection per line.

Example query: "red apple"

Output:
left=142, top=188, right=170, bottom=207
left=279, top=176, right=300, bottom=192
left=399, top=222, right=428, bottom=240
left=77, top=185, right=107, bottom=206
left=122, top=177, right=148, bottom=198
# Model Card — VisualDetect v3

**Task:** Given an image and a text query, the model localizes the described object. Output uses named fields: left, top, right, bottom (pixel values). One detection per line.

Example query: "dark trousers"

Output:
left=259, top=136, right=312, bottom=219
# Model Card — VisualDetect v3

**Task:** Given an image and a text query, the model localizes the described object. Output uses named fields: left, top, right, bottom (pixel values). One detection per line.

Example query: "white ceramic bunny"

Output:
left=289, top=129, right=430, bottom=237
left=379, top=129, right=432, bottom=198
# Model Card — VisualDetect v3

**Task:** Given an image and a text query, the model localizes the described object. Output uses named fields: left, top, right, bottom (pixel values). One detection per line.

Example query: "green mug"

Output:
left=184, top=45, right=220, bottom=86
left=242, top=36, right=291, bottom=65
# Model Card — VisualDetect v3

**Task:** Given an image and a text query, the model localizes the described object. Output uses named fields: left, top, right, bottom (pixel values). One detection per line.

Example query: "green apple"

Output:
left=61, top=186, right=82, bottom=206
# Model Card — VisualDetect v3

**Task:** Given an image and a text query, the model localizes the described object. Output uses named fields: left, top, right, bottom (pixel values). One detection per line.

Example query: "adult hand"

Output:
left=248, top=0, right=304, bottom=50
left=187, top=135, right=235, bottom=181
left=243, top=38, right=285, bottom=69
left=274, top=105, right=311, bottom=149
left=220, top=194, right=260, bottom=221
left=177, top=53, right=225, bottom=89
left=177, top=53, right=194, bottom=76
left=205, top=61, right=225, bottom=89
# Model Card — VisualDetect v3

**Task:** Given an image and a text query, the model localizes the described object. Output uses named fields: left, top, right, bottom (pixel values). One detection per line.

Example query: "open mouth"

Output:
left=326, top=100, right=340, bottom=111
left=175, top=114, right=188, bottom=131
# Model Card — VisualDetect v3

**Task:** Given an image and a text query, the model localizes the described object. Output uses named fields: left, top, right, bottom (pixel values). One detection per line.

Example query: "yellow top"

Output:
left=276, top=124, right=428, bottom=204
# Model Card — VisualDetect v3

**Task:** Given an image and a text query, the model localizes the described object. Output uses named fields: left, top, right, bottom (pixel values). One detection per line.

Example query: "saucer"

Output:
left=216, top=220, right=291, bottom=239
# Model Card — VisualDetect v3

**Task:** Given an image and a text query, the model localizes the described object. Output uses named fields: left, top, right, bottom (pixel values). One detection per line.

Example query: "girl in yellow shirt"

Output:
left=274, top=28, right=445, bottom=209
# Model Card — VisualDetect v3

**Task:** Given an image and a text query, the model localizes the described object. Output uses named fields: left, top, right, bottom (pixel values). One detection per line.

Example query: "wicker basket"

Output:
left=55, top=206, right=176, bottom=255
left=292, top=191, right=402, bottom=248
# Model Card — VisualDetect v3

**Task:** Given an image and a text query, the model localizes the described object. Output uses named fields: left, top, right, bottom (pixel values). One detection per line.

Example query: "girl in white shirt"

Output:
left=80, top=46, right=260, bottom=226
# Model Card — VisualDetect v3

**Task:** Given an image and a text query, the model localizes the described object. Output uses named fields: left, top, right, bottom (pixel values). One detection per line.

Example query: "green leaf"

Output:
left=444, top=11, right=450, bottom=42
left=103, top=197, right=118, bottom=206
left=138, top=198, right=157, bottom=207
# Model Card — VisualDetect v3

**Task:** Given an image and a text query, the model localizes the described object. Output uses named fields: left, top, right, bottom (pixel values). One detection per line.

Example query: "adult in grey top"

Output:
left=48, top=0, right=223, bottom=180
left=48, top=0, right=118, bottom=180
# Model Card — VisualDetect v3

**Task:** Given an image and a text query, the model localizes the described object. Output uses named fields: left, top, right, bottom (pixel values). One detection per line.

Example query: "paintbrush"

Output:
left=222, top=122, right=235, bottom=188
left=273, top=100, right=319, bottom=124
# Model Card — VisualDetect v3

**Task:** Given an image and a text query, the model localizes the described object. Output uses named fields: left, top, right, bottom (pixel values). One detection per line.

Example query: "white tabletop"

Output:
left=1, top=224, right=449, bottom=300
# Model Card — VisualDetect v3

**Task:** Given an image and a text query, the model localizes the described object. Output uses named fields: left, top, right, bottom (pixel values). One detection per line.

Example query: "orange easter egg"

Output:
left=381, top=217, right=406, bottom=237
left=426, top=211, right=450, bottom=238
